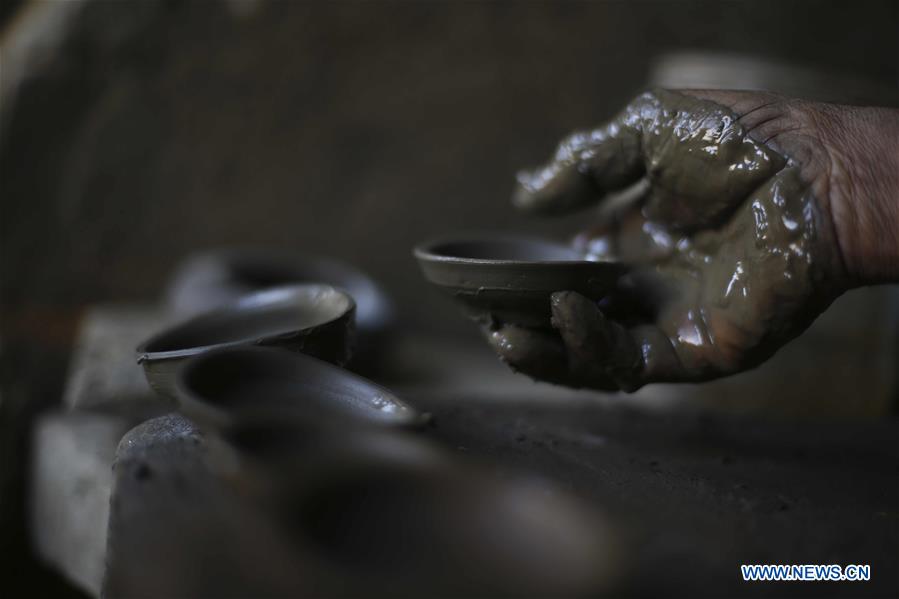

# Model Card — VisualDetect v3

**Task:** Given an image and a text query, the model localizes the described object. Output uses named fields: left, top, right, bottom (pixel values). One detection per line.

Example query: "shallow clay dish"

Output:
left=166, top=248, right=393, bottom=373
left=414, top=234, right=627, bottom=328
left=137, top=285, right=354, bottom=397
left=174, top=346, right=420, bottom=432
left=166, top=248, right=393, bottom=337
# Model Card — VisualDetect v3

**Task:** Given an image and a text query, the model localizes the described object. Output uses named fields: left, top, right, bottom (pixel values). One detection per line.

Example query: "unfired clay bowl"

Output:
left=137, top=285, right=354, bottom=398
left=173, top=346, right=420, bottom=432
left=165, top=248, right=392, bottom=342
left=414, top=234, right=627, bottom=328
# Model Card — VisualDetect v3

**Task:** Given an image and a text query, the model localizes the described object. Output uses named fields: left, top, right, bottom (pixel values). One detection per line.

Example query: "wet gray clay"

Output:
left=486, top=89, right=847, bottom=390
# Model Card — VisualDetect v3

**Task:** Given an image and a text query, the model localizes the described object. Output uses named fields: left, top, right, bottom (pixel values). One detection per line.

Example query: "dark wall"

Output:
left=3, top=0, right=897, bottom=335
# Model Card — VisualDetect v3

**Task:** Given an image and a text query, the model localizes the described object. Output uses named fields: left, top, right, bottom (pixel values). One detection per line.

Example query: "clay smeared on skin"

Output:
left=495, top=89, right=845, bottom=391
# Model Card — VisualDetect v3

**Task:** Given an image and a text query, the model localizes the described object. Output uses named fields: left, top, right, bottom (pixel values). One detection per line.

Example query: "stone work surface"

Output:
left=415, top=395, right=899, bottom=598
left=15, top=298, right=898, bottom=597
left=22, top=301, right=899, bottom=598
left=96, top=400, right=898, bottom=598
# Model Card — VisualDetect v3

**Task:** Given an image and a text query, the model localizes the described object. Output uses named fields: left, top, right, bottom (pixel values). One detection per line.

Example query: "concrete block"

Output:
left=29, top=411, right=137, bottom=597
left=62, top=304, right=176, bottom=412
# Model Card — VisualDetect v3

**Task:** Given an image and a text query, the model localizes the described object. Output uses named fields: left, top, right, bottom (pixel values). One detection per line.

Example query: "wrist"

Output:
left=819, top=104, right=899, bottom=285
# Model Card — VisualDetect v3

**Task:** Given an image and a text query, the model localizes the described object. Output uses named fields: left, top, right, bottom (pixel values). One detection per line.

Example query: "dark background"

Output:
left=1, top=0, right=897, bottom=595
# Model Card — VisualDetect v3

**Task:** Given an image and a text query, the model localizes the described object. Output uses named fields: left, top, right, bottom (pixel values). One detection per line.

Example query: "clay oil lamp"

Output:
left=137, top=284, right=354, bottom=398
left=414, top=234, right=627, bottom=329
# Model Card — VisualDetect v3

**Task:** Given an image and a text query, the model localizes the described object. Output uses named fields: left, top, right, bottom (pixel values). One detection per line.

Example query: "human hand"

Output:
left=487, top=89, right=898, bottom=391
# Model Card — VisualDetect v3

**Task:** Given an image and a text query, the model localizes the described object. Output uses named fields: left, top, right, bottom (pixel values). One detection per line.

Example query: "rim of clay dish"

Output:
left=136, top=284, right=354, bottom=363
left=413, top=233, right=603, bottom=266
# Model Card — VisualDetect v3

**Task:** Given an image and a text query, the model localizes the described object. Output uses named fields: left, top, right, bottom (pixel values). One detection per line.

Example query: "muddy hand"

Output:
left=489, top=89, right=899, bottom=391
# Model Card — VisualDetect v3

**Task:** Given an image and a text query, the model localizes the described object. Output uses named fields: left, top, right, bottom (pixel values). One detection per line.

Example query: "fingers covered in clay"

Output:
left=484, top=291, right=706, bottom=392
left=502, top=90, right=850, bottom=390
left=513, top=123, right=644, bottom=215
left=484, top=322, right=620, bottom=391
left=550, top=291, right=641, bottom=389
left=514, top=89, right=786, bottom=231
left=550, top=291, right=699, bottom=391
left=485, top=324, right=568, bottom=385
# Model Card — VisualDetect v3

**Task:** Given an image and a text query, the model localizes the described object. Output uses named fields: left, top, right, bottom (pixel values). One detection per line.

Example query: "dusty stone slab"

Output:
left=415, top=394, right=899, bottom=598
left=96, top=399, right=899, bottom=598
left=29, top=410, right=137, bottom=597
left=62, top=304, right=176, bottom=412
